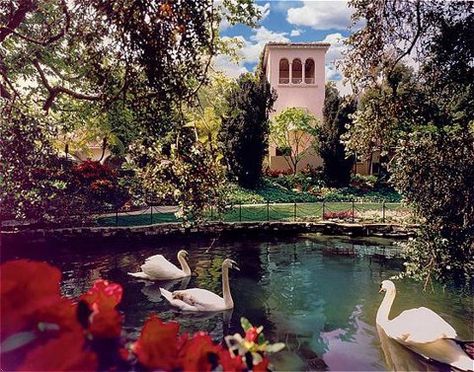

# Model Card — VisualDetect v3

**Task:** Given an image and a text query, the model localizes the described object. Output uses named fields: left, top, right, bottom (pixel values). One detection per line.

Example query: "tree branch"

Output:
left=33, top=59, right=102, bottom=112
left=0, top=0, right=37, bottom=44
left=1, top=0, right=69, bottom=45
left=389, top=0, right=423, bottom=74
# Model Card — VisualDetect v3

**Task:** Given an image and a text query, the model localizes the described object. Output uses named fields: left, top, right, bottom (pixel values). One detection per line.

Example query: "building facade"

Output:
left=263, top=42, right=330, bottom=172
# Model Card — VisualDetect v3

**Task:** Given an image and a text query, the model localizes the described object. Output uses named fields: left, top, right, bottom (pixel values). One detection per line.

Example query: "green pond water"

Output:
left=8, top=234, right=473, bottom=371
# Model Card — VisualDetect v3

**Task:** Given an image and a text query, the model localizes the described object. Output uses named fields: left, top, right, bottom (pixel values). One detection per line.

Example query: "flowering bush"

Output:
left=71, top=160, right=124, bottom=206
left=323, top=210, right=356, bottom=220
left=264, top=168, right=293, bottom=178
left=0, top=260, right=282, bottom=371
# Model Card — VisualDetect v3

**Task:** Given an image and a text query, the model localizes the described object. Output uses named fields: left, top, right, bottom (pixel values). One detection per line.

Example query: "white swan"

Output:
left=160, top=258, right=239, bottom=311
left=377, top=280, right=474, bottom=371
left=128, top=250, right=191, bottom=280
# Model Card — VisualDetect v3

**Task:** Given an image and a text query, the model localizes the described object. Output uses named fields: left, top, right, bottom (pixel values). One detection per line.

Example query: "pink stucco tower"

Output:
left=262, top=42, right=330, bottom=172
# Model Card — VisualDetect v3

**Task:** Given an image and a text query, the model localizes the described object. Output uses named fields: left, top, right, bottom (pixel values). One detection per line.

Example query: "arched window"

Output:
left=305, top=59, right=315, bottom=84
left=279, top=59, right=289, bottom=84
left=292, top=59, right=302, bottom=84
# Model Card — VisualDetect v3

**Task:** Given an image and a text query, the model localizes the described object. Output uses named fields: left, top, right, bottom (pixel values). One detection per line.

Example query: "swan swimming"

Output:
left=160, top=258, right=239, bottom=311
left=377, top=280, right=474, bottom=371
left=128, top=250, right=191, bottom=280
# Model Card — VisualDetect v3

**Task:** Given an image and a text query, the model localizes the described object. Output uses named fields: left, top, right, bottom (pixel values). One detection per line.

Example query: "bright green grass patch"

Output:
left=96, top=201, right=410, bottom=227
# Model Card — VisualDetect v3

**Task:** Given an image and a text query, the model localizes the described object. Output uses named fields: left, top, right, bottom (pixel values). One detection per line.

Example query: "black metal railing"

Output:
left=98, top=200, right=412, bottom=227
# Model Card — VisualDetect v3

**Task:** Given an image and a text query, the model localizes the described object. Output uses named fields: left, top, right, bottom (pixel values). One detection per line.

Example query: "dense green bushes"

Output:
left=228, top=177, right=401, bottom=204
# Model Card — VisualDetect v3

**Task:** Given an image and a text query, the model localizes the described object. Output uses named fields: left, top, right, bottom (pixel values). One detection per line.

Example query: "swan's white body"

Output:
left=160, top=258, right=238, bottom=312
left=128, top=250, right=191, bottom=280
left=376, top=280, right=474, bottom=371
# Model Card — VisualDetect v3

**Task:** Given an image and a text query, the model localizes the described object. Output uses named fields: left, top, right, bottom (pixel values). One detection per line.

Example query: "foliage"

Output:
left=130, top=129, right=228, bottom=225
left=71, top=160, right=125, bottom=207
left=1, top=0, right=263, bottom=226
left=0, top=0, right=260, bottom=113
left=270, top=107, right=319, bottom=174
left=0, top=109, right=82, bottom=223
left=219, top=72, right=276, bottom=189
left=344, top=0, right=474, bottom=283
left=225, top=317, right=285, bottom=369
left=315, top=187, right=401, bottom=203
left=350, top=174, right=377, bottom=191
left=390, top=126, right=474, bottom=284
left=343, top=1, right=473, bottom=91
left=323, top=210, right=355, bottom=221
left=269, top=167, right=325, bottom=193
left=0, top=259, right=282, bottom=371
left=0, top=108, right=126, bottom=224
left=187, top=72, right=236, bottom=155
left=342, top=64, right=433, bottom=160
left=228, top=180, right=319, bottom=204
left=319, top=83, right=356, bottom=187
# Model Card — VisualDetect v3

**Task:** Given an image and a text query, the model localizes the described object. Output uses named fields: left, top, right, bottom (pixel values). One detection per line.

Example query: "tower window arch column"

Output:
left=305, top=58, right=315, bottom=84
left=279, top=58, right=289, bottom=84
left=292, top=58, right=302, bottom=84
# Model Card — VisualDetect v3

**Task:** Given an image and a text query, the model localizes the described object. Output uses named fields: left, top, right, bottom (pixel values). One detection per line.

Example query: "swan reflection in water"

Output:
left=140, top=276, right=191, bottom=303
left=377, top=325, right=450, bottom=372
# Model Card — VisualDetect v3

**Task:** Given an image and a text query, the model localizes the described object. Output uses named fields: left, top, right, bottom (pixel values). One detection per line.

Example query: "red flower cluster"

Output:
left=0, top=260, right=271, bottom=371
left=265, top=168, right=293, bottom=178
left=0, top=260, right=97, bottom=370
left=323, top=210, right=356, bottom=220
left=72, top=160, right=114, bottom=182
left=133, top=315, right=245, bottom=371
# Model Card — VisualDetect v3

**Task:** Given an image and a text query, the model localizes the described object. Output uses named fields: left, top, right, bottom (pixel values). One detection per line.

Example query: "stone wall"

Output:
left=1, top=221, right=418, bottom=248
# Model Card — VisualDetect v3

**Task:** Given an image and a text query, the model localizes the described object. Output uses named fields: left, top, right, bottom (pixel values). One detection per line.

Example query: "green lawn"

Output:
left=96, top=202, right=410, bottom=227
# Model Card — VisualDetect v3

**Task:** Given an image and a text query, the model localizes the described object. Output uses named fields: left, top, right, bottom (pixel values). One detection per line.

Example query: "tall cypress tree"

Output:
left=319, top=83, right=356, bottom=187
left=219, top=68, right=276, bottom=189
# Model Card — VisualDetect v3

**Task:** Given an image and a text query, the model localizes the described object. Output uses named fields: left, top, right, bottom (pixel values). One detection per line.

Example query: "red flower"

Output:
left=81, top=279, right=122, bottom=311
left=132, top=314, right=180, bottom=370
left=0, top=260, right=79, bottom=341
left=218, top=348, right=245, bottom=371
left=18, top=331, right=97, bottom=371
left=81, top=279, right=123, bottom=338
left=245, top=327, right=259, bottom=343
left=179, top=332, right=219, bottom=371
left=253, top=357, right=270, bottom=371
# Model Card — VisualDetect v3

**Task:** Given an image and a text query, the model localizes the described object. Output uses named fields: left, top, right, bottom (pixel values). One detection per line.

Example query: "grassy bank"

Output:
left=97, top=201, right=410, bottom=227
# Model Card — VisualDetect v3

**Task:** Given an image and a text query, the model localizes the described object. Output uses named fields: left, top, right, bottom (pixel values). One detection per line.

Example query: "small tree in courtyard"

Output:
left=219, top=72, right=276, bottom=189
left=270, top=108, right=318, bottom=174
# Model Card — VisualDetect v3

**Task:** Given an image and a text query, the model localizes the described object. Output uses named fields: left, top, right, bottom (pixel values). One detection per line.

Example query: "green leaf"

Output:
left=240, top=317, right=252, bottom=331
left=265, top=342, right=286, bottom=353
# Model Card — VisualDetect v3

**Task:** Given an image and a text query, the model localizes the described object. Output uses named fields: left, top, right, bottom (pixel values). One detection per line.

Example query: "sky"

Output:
left=216, top=0, right=357, bottom=94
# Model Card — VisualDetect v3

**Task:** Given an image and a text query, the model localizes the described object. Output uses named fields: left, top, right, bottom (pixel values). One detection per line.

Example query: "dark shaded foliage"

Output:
left=219, top=72, right=276, bottom=189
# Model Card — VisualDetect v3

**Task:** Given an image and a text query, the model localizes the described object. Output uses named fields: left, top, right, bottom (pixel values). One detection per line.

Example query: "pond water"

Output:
left=5, top=234, right=473, bottom=371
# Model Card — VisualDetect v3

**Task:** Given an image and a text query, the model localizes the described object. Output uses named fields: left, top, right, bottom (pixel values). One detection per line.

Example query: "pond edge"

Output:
left=1, top=221, right=418, bottom=247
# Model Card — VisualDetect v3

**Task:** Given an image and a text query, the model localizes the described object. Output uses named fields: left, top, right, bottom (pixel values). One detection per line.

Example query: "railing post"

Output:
left=210, top=205, right=214, bottom=220
left=382, top=201, right=386, bottom=223
left=239, top=202, right=242, bottom=222
left=294, top=201, right=297, bottom=221
left=266, top=200, right=270, bottom=221
left=150, top=205, right=153, bottom=225
left=322, top=200, right=325, bottom=220
left=352, top=200, right=355, bottom=222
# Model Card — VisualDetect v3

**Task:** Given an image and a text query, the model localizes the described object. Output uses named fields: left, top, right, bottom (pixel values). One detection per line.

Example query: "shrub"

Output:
left=219, top=73, right=276, bottom=188
left=323, top=210, right=356, bottom=220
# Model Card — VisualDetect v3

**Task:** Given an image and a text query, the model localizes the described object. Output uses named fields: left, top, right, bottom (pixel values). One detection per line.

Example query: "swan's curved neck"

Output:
left=222, top=266, right=233, bottom=309
left=376, top=288, right=396, bottom=325
left=177, top=255, right=191, bottom=276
